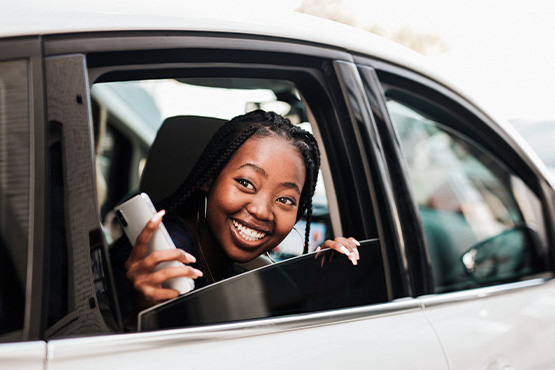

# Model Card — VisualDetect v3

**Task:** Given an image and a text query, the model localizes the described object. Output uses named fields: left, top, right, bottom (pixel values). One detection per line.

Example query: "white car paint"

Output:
left=47, top=301, right=448, bottom=370
left=420, top=279, right=555, bottom=370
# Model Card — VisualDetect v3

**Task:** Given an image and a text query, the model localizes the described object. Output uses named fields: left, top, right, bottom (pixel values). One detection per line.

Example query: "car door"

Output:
left=37, top=32, right=451, bottom=369
left=359, top=57, right=555, bottom=369
left=0, top=37, right=47, bottom=370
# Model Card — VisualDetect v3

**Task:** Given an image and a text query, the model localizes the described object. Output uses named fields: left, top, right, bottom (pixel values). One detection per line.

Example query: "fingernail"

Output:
left=353, top=247, right=360, bottom=260
left=340, top=246, right=351, bottom=256
left=153, top=209, right=165, bottom=222
left=194, top=269, right=203, bottom=277
left=315, top=246, right=321, bottom=252
left=354, top=239, right=360, bottom=246
left=351, top=254, right=358, bottom=265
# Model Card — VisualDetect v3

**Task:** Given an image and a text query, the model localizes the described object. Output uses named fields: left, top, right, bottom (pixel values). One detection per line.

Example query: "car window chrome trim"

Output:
left=43, top=32, right=353, bottom=62
left=48, top=298, right=420, bottom=359
left=418, top=277, right=553, bottom=308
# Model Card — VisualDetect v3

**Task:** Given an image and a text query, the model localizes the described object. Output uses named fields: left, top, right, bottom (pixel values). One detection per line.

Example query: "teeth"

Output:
left=232, top=220, right=267, bottom=241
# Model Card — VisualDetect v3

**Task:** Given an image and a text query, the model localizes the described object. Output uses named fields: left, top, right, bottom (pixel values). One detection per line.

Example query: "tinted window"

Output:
left=139, top=239, right=385, bottom=331
left=0, top=60, right=30, bottom=339
left=387, top=98, right=546, bottom=292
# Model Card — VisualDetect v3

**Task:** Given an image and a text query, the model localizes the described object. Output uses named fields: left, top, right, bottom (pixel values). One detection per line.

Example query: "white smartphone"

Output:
left=114, top=192, right=194, bottom=294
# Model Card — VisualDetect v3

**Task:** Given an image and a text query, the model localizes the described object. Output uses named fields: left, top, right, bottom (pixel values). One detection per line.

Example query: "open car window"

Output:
left=91, top=78, right=333, bottom=260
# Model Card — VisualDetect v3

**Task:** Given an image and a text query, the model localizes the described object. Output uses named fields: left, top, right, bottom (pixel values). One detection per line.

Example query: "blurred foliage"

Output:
left=296, top=0, right=449, bottom=55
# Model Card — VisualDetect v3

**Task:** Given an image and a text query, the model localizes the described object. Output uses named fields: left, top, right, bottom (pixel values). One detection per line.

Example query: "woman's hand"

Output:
left=124, top=210, right=203, bottom=312
left=317, top=236, right=360, bottom=265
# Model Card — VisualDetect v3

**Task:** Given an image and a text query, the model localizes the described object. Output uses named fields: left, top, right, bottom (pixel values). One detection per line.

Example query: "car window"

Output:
left=0, top=60, right=29, bottom=340
left=138, top=239, right=385, bottom=331
left=91, top=78, right=333, bottom=259
left=387, top=97, right=546, bottom=293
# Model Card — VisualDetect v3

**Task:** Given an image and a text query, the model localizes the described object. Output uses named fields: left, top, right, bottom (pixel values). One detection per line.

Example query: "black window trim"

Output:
left=356, top=64, right=433, bottom=296
left=333, top=60, right=412, bottom=299
left=43, top=31, right=353, bottom=62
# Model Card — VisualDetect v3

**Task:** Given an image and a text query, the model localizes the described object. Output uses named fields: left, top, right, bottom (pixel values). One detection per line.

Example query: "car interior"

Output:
left=91, top=77, right=333, bottom=258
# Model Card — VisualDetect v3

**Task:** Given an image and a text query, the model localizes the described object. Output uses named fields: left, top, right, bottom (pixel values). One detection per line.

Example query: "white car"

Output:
left=2, top=4, right=555, bottom=370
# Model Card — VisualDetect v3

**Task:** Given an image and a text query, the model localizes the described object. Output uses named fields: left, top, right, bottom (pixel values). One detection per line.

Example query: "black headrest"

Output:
left=139, top=115, right=225, bottom=203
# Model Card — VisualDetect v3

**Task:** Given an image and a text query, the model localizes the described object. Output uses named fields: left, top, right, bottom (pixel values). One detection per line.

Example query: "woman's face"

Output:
left=204, top=135, right=306, bottom=263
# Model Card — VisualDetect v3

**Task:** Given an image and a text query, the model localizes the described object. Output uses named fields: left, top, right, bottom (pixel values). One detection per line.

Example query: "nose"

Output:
left=246, top=193, right=274, bottom=221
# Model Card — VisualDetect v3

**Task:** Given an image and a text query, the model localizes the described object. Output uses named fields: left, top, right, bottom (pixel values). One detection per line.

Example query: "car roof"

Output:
left=3, top=4, right=427, bottom=74
left=0, top=4, right=465, bottom=100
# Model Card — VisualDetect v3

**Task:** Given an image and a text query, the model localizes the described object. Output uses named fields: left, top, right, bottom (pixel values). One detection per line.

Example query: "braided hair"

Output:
left=159, top=109, right=321, bottom=254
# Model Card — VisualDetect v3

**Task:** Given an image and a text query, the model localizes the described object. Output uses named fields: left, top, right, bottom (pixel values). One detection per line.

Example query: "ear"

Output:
left=200, top=178, right=213, bottom=193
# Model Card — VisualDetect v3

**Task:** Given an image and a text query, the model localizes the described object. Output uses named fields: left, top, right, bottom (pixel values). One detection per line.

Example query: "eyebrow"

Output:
left=237, top=163, right=302, bottom=195
left=237, top=163, right=267, bottom=177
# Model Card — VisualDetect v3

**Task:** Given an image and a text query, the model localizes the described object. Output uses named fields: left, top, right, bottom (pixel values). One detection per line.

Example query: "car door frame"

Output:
left=44, top=30, right=414, bottom=302
left=35, top=30, right=454, bottom=370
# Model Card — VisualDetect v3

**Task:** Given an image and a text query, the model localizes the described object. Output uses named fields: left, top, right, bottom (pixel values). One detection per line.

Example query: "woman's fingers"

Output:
left=143, top=248, right=197, bottom=271
left=128, top=263, right=203, bottom=308
left=150, top=266, right=203, bottom=284
left=321, top=236, right=360, bottom=265
left=127, top=209, right=166, bottom=266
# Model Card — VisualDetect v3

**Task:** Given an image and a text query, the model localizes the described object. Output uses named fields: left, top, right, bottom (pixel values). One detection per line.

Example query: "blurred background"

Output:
left=293, top=0, right=555, bottom=175
left=297, top=0, right=555, bottom=120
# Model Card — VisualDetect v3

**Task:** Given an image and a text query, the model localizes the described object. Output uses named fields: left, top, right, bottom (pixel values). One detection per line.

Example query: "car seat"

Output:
left=139, top=115, right=225, bottom=203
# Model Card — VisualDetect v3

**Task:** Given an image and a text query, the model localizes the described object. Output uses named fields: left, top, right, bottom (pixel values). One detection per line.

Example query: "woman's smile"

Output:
left=231, top=219, right=268, bottom=242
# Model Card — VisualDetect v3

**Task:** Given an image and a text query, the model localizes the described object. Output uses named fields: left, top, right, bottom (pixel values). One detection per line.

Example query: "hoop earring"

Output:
left=204, top=194, right=207, bottom=219
left=266, top=251, right=275, bottom=263
left=292, top=227, right=304, bottom=243
left=197, top=194, right=208, bottom=225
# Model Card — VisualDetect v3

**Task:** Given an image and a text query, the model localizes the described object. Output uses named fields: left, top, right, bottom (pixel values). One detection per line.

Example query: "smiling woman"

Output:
left=201, top=136, right=306, bottom=265
left=111, top=110, right=360, bottom=326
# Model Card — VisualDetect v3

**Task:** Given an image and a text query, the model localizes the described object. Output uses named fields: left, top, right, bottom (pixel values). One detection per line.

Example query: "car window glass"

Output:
left=91, top=78, right=333, bottom=260
left=139, top=239, right=386, bottom=331
left=0, top=60, right=29, bottom=340
left=387, top=98, right=545, bottom=293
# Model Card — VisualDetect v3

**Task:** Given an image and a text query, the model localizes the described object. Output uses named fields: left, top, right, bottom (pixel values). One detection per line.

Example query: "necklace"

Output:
left=197, top=239, right=216, bottom=284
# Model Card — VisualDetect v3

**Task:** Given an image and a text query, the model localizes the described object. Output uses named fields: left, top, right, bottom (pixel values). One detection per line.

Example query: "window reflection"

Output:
left=388, top=99, right=544, bottom=292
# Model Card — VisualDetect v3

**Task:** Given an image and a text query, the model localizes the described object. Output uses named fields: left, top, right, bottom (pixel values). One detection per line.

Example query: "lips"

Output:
left=232, top=219, right=267, bottom=242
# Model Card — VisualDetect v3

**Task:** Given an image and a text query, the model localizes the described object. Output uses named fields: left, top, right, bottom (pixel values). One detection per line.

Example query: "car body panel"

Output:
left=0, top=341, right=45, bottom=370
left=420, top=278, right=555, bottom=369
left=47, top=301, right=447, bottom=370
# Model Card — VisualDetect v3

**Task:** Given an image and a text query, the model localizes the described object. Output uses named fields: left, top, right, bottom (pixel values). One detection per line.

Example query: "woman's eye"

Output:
left=277, top=197, right=297, bottom=206
left=236, top=178, right=255, bottom=190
